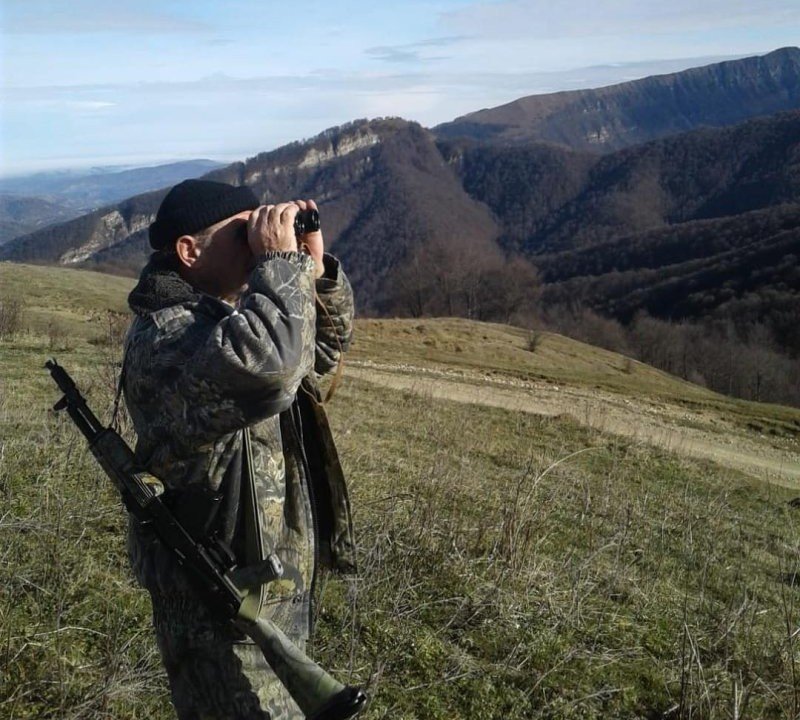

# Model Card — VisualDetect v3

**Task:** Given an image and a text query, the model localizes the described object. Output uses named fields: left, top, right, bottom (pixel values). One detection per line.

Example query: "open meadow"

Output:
left=2, top=263, right=800, bottom=719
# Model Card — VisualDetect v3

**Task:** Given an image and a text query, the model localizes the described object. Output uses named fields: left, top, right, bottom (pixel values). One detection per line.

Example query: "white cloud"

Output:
left=66, top=100, right=117, bottom=109
left=365, top=35, right=470, bottom=63
left=440, top=0, right=800, bottom=39
left=1, top=0, right=210, bottom=34
left=1, top=52, right=753, bottom=118
left=3, top=0, right=798, bottom=174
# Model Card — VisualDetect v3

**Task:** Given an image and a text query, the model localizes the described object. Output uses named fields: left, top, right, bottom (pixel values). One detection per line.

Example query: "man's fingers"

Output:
left=268, top=203, right=298, bottom=225
left=257, top=201, right=311, bottom=226
left=248, top=205, right=271, bottom=232
left=279, top=203, right=300, bottom=223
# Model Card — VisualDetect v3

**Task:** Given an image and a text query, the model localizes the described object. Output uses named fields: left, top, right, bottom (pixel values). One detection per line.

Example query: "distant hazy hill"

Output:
left=0, top=195, right=76, bottom=246
left=434, top=47, right=800, bottom=151
left=0, top=160, right=223, bottom=212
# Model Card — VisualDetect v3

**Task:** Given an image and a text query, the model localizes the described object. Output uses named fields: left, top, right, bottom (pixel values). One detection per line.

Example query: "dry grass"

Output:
left=312, top=376, right=800, bottom=719
left=0, top=263, right=133, bottom=339
left=1, top=265, right=799, bottom=718
left=350, top=317, right=800, bottom=447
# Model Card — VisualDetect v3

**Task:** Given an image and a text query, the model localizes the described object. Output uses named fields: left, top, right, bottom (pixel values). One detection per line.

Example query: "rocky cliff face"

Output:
left=58, top=210, right=153, bottom=264
left=0, top=189, right=165, bottom=270
left=434, top=47, right=800, bottom=152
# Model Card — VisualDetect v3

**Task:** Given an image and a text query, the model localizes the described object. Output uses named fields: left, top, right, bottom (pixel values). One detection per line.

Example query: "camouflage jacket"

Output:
left=123, top=250, right=356, bottom=627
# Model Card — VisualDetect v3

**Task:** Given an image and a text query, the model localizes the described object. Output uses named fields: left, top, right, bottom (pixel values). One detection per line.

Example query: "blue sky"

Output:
left=2, top=0, right=799, bottom=176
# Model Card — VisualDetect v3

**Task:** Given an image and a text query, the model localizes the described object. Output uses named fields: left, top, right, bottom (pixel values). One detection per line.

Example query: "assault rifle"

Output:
left=45, top=359, right=366, bottom=720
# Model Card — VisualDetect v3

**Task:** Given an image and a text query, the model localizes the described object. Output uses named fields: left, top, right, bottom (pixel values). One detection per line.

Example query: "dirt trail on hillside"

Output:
left=347, top=361, right=800, bottom=487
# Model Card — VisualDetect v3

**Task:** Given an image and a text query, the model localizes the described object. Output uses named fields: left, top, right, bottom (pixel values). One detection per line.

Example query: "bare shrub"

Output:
left=631, top=313, right=800, bottom=406
left=537, top=306, right=800, bottom=407
left=544, top=304, right=631, bottom=355
left=526, top=330, right=543, bottom=353
left=88, top=311, right=130, bottom=348
left=0, top=297, right=25, bottom=339
left=47, top=320, right=74, bottom=352
left=89, top=311, right=134, bottom=436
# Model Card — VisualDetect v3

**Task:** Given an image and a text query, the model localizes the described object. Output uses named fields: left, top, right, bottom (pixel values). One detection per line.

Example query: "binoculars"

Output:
left=294, top=209, right=320, bottom=236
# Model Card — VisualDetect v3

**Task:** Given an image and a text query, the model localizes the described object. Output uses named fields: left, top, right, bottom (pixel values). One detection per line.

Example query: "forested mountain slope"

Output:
left=435, top=47, right=800, bottom=151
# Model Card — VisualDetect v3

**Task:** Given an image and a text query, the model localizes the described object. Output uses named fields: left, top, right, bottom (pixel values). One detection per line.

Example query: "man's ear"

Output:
left=175, top=235, right=200, bottom=268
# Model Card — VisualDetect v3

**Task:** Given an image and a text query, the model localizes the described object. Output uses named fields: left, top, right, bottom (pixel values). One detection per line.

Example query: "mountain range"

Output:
left=0, top=160, right=223, bottom=246
left=435, top=47, right=800, bottom=151
left=2, top=48, right=798, bottom=352
left=0, top=160, right=224, bottom=207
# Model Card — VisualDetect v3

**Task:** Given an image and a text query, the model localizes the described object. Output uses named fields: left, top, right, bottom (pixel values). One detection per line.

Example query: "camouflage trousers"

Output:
left=150, top=591, right=311, bottom=720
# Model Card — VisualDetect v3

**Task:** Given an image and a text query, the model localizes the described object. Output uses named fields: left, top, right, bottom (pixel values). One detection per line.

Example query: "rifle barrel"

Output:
left=45, top=359, right=105, bottom=437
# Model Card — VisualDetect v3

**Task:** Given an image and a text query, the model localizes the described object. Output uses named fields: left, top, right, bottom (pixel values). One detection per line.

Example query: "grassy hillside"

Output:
left=0, top=262, right=133, bottom=339
left=2, top=265, right=800, bottom=718
left=350, top=317, right=800, bottom=450
left=0, top=262, right=731, bottom=399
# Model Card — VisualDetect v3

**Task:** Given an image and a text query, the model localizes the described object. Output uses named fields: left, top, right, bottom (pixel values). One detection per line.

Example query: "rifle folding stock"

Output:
left=45, top=359, right=366, bottom=720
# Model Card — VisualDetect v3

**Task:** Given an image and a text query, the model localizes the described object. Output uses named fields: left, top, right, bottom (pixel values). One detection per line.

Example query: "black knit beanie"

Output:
left=149, top=179, right=260, bottom=250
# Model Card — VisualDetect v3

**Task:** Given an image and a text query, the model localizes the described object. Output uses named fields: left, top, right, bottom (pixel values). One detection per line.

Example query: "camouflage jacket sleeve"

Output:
left=127, top=252, right=317, bottom=455
left=314, top=253, right=354, bottom=376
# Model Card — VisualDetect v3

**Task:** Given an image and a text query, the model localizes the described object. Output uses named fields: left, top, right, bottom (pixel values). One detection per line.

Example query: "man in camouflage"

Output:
left=122, top=179, right=357, bottom=719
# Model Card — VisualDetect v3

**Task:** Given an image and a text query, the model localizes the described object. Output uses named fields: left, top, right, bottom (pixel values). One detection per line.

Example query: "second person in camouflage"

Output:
left=122, top=179, right=356, bottom=719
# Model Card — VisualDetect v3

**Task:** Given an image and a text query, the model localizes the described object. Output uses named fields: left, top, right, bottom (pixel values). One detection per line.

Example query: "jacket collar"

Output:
left=128, top=252, right=202, bottom=317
